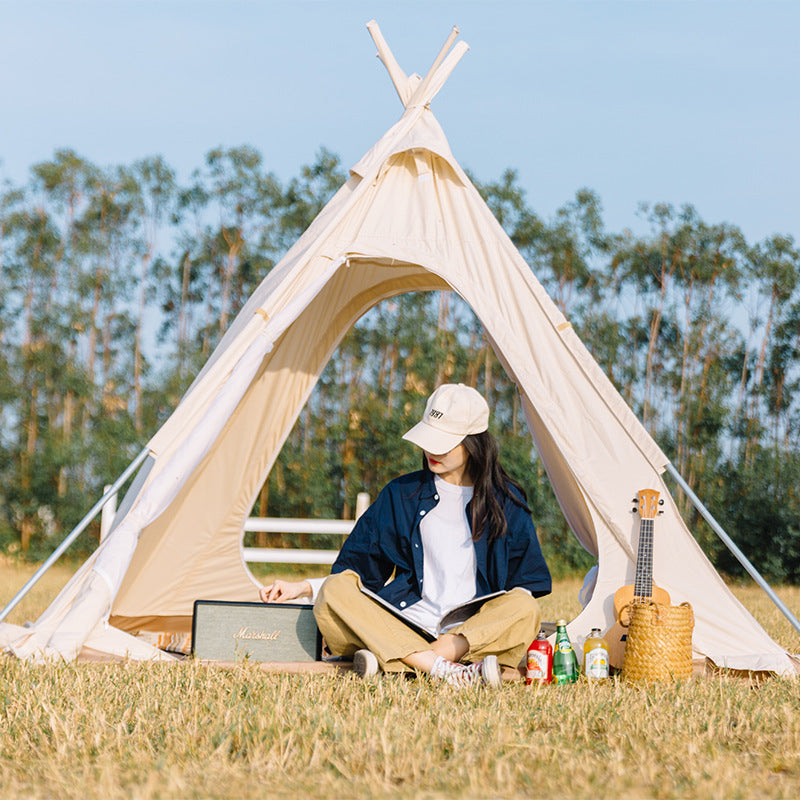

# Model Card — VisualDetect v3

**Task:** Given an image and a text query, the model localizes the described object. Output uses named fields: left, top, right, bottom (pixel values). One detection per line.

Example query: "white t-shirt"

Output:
left=400, top=475, right=477, bottom=635
left=305, top=476, right=479, bottom=631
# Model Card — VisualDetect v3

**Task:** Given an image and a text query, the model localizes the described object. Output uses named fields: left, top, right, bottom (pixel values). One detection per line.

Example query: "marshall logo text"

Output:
left=233, top=626, right=281, bottom=642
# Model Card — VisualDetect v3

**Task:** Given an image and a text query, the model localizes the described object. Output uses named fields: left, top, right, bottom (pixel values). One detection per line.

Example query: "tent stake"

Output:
left=666, top=462, right=800, bottom=636
left=0, top=447, right=149, bottom=624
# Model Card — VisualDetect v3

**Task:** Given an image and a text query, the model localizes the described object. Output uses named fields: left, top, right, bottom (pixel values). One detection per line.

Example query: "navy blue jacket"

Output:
left=331, top=470, right=551, bottom=611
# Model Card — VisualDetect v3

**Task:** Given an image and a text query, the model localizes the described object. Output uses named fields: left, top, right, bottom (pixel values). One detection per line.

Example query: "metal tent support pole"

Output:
left=0, top=447, right=149, bottom=624
left=665, top=461, right=800, bottom=636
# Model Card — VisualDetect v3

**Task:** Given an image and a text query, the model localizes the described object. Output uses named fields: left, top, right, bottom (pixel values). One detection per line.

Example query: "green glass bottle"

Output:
left=552, top=619, right=579, bottom=684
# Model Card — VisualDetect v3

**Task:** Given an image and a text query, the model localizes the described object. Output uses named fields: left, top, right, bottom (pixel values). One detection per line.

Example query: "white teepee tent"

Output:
left=2, top=22, right=797, bottom=674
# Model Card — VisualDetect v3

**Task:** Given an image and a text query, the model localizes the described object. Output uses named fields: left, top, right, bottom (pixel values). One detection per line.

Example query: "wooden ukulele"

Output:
left=607, top=488, right=671, bottom=669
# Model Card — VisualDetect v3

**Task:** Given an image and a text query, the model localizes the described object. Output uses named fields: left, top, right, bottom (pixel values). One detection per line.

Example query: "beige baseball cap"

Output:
left=402, top=383, right=490, bottom=454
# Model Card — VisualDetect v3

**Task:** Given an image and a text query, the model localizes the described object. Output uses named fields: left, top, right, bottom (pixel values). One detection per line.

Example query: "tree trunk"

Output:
left=20, top=384, right=40, bottom=552
left=386, top=342, right=398, bottom=418
left=643, top=271, right=669, bottom=430
left=219, top=234, right=242, bottom=333
left=341, top=356, right=358, bottom=520
left=58, top=387, right=74, bottom=498
left=202, top=274, right=214, bottom=359
left=675, top=283, right=693, bottom=480
left=434, top=292, right=450, bottom=387
left=178, top=251, right=191, bottom=382
left=745, top=288, right=776, bottom=465
left=134, top=248, right=152, bottom=433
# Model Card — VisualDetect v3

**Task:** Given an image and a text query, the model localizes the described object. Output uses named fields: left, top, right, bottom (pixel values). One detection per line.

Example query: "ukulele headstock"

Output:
left=632, top=489, right=662, bottom=520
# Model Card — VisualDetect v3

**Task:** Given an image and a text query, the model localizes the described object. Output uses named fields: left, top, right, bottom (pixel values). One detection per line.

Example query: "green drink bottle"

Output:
left=552, top=619, right=579, bottom=684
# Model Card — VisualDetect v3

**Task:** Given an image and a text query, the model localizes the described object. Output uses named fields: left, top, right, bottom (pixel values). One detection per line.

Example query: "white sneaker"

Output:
left=353, top=649, right=379, bottom=680
left=430, top=655, right=502, bottom=688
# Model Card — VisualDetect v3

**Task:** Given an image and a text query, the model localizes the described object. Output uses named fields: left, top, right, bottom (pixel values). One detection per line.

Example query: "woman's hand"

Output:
left=259, top=579, right=312, bottom=603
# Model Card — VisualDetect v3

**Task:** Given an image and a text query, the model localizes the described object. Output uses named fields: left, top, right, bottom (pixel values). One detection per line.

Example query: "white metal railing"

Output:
left=242, top=517, right=353, bottom=565
left=242, top=491, right=370, bottom=566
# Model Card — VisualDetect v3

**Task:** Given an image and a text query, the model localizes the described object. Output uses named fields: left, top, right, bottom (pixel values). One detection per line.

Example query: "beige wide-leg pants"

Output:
left=314, top=570, right=541, bottom=673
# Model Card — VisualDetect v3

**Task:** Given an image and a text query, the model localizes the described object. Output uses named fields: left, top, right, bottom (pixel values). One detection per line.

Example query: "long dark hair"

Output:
left=421, top=431, right=530, bottom=542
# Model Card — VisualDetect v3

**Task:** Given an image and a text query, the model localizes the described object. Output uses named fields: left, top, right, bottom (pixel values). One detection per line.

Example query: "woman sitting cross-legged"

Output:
left=259, top=383, right=551, bottom=687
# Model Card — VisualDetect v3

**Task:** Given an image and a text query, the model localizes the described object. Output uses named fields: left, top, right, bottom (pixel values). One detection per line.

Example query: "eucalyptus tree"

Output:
left=157, top=145, right=283, bottom=404
left=2, top=193, right=62, bottom=551
left=718, top=447, right=800, bottom=583
left=158, top=181, right=211, bottom=388
left=0, top=183, right=22, bottom=404
left=527, top=189, right=608, bottom=317
left=0, top=181, right=23, bottom=542
left=610, top=203, right=688, bottom=432
left=30, top=149, right=99, bottom=263
left=125, top=156, right=177, bottom=433
left=190, top=146, right=282, bottom=348
left=67, top=163, right=146, bottom=500
left=664, top=217, right=745, bottom=503
left=7, top=152, right=160, bottom=551
left=738, top=234, right=800, bottom=463
left=21, top=152, right=106, bottom=513
left=765, top=297, right=800, bottom=451
left=278, top=147, right=347, bottom=248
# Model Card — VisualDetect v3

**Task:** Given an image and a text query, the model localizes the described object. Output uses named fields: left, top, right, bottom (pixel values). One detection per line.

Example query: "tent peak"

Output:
left=366, top=20, right=467, bottom=109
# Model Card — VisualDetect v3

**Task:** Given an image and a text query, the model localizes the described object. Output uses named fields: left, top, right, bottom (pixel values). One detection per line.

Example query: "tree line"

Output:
left=1, top=146, right=798, bottom=581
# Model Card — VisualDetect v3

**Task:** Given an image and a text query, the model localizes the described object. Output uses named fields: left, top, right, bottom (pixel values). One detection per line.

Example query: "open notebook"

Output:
left=358, top=585, right=506, bottom=641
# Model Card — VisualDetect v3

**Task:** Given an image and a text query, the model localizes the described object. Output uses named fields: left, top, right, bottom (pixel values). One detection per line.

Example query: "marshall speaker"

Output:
left=192, top=600, right=322, bottom=662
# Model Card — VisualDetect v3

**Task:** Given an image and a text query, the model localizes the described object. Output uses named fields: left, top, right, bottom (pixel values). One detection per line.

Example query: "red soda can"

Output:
left=526, top=630, right=553, bottom=685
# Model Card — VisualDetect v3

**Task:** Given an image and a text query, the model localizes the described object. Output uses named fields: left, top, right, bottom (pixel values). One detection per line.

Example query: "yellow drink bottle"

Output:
left=583, top=628, right=610, bottom=679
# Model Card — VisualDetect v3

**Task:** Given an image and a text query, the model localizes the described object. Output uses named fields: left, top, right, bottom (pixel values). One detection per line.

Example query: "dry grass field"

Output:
left=1, top=558, right=799, bottom=799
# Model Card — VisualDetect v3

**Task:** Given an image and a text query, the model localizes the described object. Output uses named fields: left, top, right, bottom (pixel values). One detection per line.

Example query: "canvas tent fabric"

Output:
left=2, top=22, right=797, bottom=675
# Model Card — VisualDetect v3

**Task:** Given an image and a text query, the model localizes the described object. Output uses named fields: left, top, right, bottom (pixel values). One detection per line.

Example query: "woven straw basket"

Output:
left=621, top=601, right=694, bottom=684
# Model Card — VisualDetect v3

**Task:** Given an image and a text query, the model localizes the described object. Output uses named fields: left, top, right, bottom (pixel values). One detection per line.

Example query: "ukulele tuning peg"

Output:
left=631, top=497, right=639, bottom=504
left=658, top=499, right=665, bottom=506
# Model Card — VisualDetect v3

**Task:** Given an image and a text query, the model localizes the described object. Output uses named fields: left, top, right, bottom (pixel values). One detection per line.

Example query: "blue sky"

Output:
left=1, top=1, right=798, bottom=245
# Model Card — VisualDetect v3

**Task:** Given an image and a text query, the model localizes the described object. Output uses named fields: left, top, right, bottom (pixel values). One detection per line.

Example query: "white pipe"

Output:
left=243, top=500, right=373, bottom=566
left=243, top=548, right=338, bottom=565
left=665, top=462, right=800, bottom=636
left=243, top=518, right=354, bottom=535
left=355, top=492, right=371, bottom=520
left=405, top=25, right=460, bottom=109
left=366, top=19, right=412, bottom=106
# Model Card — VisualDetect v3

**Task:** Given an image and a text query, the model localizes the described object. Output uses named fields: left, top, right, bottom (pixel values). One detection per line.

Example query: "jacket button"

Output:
left=434, top=495, right=439, bottom=500
left=414, top=543, right=419, bottom=548
left=419, top=510, right=425, bottom=516
left=400, top=601, right=407, bottom=608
